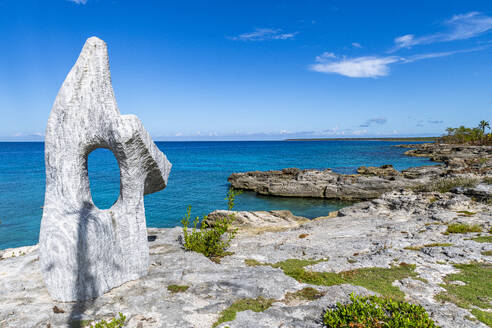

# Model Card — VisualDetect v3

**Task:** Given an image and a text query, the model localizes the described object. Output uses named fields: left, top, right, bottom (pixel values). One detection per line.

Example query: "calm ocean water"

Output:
left=0, top=141, right=432, bottom=249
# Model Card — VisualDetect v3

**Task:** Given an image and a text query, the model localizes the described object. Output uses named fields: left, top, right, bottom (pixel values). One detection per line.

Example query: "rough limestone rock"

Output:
left=1, top=190, right=490, bottom=327
left=39, top=37, right=171, bottom=302
left=205, top=210, right=309, bottom=234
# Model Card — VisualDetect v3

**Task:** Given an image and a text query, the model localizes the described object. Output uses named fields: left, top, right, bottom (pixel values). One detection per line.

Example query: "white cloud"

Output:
left=229, top=28, right=298, bottom=41
left=68, top=0, right=87, bottom=4
left=393, top=12, right=492, bottom=50
left=310, top=54, right=400, bottom=78
left=311, top=45, right=488, bottom=78
left=352, top=42, right=362, bottom=48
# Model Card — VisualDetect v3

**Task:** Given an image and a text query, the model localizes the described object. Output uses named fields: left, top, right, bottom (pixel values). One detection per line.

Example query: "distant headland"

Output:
left=285, top=136, right=438, bottom=142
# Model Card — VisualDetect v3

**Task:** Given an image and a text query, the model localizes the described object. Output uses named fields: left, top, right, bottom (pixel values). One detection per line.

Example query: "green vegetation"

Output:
left=213, top=297, right=274, bottom=327
left=471, top=309, right=492, bottom=327
left=413, top=177, right=479, bottom=193
left=436, top=263, right=491, bottom=326
left=482, top=250, right=492, bottom=256
left=445, top=223, right=482, bottom=234
left=181, top=189, right=240, bottom=262
left=456, top=210, right=476, bottom=217
left=405, top=243, right=454, bottom=251
left=323, top=293, right=437, bottom=328
left=283, top=287, right=325, bottom=302
left=472, top=235, right=492, bottom=243
left=167, top=284, right=189, bottom=293
left=424, top=242, right=454, bottom=247
left=483, top=177, right=492, bottom=184
left=245, top=258, right=419, bottom=301
left=439, top=121, right=492, bottom=145
left=71, top=313, right=126, bottom=328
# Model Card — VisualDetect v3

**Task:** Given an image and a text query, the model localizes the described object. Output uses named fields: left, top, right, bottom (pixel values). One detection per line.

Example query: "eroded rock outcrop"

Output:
left=228, top=143, right=492, bottom=200
left=228, top=165, right=436, bottom=200
left=39, top=37, right=171, bottom=302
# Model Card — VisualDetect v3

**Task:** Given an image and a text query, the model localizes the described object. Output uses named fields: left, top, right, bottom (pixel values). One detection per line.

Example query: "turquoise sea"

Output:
left=0, top=141, right=432, bottom=249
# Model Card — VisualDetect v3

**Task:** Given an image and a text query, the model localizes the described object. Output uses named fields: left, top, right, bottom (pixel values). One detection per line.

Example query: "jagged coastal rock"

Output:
left=228, top=144, right=492, bottom=200
left=39, top=37, right=171, bottom=302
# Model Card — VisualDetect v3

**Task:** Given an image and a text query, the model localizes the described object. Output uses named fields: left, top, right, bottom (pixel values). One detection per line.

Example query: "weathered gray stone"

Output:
left=39, top=37, right=171, bottom=302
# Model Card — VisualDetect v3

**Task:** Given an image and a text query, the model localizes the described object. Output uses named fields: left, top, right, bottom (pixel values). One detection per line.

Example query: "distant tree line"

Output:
left=438, top=120, right=491, bottom=145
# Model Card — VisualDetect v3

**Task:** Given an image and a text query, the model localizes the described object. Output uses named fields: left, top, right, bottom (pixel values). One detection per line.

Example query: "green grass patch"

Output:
left=213, top=297, right=274, bottom=327
left=323, top=293, right=438, bottom=328
left=456, top=210, right=476, bottom=217
left=424, top=242, right=454, bottom=247
left=245, top=258, right=419, bottom=301
left=167, top=284, right=189, bottom=293
left=436, top=263, right=491, bottom=312
left=405, top=243, right=453, bottom=251
left=404, top=245, right=424, bottom=251
left=471, top=309, right=492, bottom=326
left=445, top=223, right=482, bottom=234
left=482, top=250, right=492, bottom=256
left=472, top=235, right=492, bottom=243
left=283, top=287, right=325, bottom=302
left=483, top=177, right=492, bottom=184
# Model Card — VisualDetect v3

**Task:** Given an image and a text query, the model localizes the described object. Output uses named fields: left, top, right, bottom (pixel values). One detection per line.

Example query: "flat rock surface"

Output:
left=1, top=190, right=491, bottom=327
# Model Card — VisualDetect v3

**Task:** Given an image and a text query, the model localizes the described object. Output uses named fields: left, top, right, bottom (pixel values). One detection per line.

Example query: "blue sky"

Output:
left=1, top=0, right=491, bottom=140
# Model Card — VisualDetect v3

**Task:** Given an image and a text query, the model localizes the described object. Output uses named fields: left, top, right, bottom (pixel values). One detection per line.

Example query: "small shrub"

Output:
left=181, top=189, right=240, bottom=262
left=323, top=293, right=437, bottom=328
left=167, top=284, right=189, bottom=293
left=445, top=223, right=482, bottom=234
left=483, top=177, right=492, bottom=185
left=84, top=313, right=126, bottom=328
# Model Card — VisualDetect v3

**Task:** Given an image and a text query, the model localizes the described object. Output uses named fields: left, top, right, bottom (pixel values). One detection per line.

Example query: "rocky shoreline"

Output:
left=0, top=143, right=491, bottom=327
left=228, top=143, right=492, bottom=201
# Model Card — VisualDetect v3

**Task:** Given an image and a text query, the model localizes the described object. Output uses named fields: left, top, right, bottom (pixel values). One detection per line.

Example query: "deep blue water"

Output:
left=0, top=141, right=432, bottom=249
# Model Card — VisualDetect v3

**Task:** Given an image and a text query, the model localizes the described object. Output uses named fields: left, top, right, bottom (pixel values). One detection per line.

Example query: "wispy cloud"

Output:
left=229, top=28, right=298, bottom=41
left=352, top=42, right=362, bottom=48
left=393, top=12, right=492, bottom=50
left=310, top=46, right=487, bottom=78
left=67, top=0, right=87, bottom=4
left=428, top=120, right=444, bottom=124
left=310, top=54, right=400, bottom=78
left=359, top=118, right=387, bottom=128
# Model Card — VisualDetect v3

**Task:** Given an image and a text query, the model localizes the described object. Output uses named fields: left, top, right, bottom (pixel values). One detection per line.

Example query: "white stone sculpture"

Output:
left=39, top=37, right=171, bottom=302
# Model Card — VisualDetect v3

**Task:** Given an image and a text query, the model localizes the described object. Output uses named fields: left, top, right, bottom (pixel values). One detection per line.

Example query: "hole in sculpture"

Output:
left=87, top=148, right=121, bottom=210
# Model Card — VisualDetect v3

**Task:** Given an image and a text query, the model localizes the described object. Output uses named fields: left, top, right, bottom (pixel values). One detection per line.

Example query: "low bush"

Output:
left=181, top=188, right=241, bottom=262
left=88, top=313, right=126, bottom=328
left=323, top=293, right=437, bottom=328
